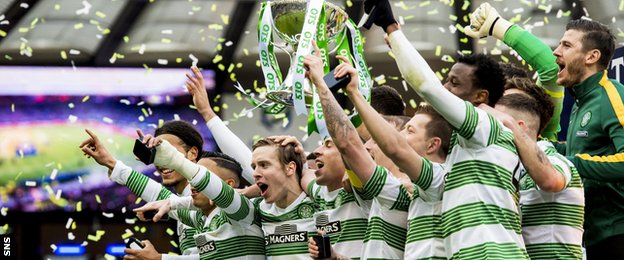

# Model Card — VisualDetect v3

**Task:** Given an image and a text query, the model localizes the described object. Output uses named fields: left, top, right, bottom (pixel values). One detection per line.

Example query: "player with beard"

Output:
left=362, top=0, right=527, bottom=258
left=303, top=41, right=412, bottom=259
left=130, top=151, right=265, bottom=260
left=80, top=121, right=203, bottom=259
left=550, top=19, right=624, bottom=259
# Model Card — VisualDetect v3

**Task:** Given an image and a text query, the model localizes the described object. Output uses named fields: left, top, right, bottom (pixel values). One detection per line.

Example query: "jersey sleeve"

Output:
left=538, top=141, right=573, bottom=190
left=206, top=117, right=254, bottom=184
left=189, top=166, right=255, bottom=225
left=110, top=160, right=174, bottom=201
left=412, top=158, right=445, bottom=202
left=503, top=24, right=563, bottom=141
left=355, top=165, right=410, bottom=212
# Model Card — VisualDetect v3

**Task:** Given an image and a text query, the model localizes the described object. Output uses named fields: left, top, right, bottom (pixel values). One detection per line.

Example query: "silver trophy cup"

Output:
left=264, top=0, right=348, bottom=107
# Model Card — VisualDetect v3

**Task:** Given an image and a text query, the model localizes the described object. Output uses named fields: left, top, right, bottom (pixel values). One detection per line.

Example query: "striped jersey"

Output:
left=254, top=193, right=318, bottom=259
left=307, top=180, right=368, bottom=259
left=519, top=140, right=584, bottom=259
left=169, top=167, right=265, bottom=260
left=110, top=161, right=198, bottom=255
left=354, top=165, right=410, bottom=260
left=440, top=102, right=528, bottom=259
left=406, top=158, right=446, bottom=259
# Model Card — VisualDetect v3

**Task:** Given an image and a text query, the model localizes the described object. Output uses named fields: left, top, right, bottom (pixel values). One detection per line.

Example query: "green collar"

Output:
left=573, top=70, right=606, bottom=101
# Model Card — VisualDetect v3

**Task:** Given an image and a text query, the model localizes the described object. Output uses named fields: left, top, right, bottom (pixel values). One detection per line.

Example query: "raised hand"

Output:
left=362, top=0, right=397, bottom=32
left=79, top=129, right=117, bottom=172
left=185, top=66, right=217, bottom=121
left=334, top=55, right=359, bottom=96
left=463, top=2, right=512, bottom=40
left=303, top=40, right=326, bottom=86
left=133, top=199, right=171, bottom=222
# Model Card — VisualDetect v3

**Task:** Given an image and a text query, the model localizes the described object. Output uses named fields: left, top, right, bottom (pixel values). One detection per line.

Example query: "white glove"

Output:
left=463, top=2, right=512, bottom=40
left=154, top=139, right=200, bottom=180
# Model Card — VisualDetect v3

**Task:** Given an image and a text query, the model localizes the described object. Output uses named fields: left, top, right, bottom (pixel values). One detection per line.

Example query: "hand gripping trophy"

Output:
left=255, top=0, right=372, bottom=137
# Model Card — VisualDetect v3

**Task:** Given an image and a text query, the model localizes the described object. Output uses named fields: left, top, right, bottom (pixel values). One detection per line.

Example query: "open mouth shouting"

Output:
left=257, top=182, right=269, bottom=197
left=157, top=167, right=174, bottom=177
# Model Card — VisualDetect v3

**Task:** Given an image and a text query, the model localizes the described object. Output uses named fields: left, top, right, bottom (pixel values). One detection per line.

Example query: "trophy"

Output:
left=257, top=0, right=371, bottom=136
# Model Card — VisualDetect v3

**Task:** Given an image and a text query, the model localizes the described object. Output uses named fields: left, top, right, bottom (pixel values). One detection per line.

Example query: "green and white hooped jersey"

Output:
left=308, top=181, right=368, bottom=259
left=441, top=103, right=528, bottom=259
left=354, top=166, right=410, bottom=260
left=170, top=207, right=265, bottom=260
left=255, top=193, right=318, bottom=260
left=406, top=158, right=446, bottom=260
left=519, top=140, right=584, bottom=260
left=109, top=162, right=198, bottom=255
left=177, top=167, right=266, bottom=259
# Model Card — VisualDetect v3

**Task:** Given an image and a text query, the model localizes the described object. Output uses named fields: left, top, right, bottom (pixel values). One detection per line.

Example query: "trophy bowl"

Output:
left=271, top=0, right=348, bottom=51
left=264, top=0, right=349, bottom=107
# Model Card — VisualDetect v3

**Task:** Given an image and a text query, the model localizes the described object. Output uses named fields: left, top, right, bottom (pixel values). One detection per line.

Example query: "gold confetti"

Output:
left=161, top=38, right=172, bottom=43
left=54, top=4, right=60, bottom=10
left=60, top=50, right=67, bottom=60
left=123, top=36, right=129, bottom=43
left=95, top=194, right=101, bottom=204
left=176, top=58, right=183, bottom=63
left=96, top=11, right=106, bottom=18
left=74, top=23, right=84, bottom=29
left=76, top=201, right=82, bottom=212
left=82, top=96, right=90, bottom=102
left=166, top=228, right=175, bottom=236
left=221, top=14, right=229, bottom=25
left=213, top=55, right=222, bottom=64
left=11, top=103, right=14, bottom=112
left=435, top=46, right=441, bottom=56
left=409, top=99, right=417, bottom=109
left=346, top=0, right=353, bottom=7
left=0, top=30, right=6, bottom=37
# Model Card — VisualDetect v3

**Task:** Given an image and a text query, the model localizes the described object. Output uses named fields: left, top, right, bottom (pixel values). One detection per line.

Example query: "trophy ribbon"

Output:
left=257, top=1, right=287, bottom=114
left=291, top=0, right=325, bottom=116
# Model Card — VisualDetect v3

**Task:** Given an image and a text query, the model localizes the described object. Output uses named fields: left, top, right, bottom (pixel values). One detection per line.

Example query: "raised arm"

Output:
left=340, top=57, right=425, bottom=183
left=80, top=129, right=175, bottom=202
left=186, top=66, right=254, bottom=184
left=147, top=136, right=255, bottom=224
left=464, top=2, right=563, bottom=140
left=303, top=42, right=376, bottom=184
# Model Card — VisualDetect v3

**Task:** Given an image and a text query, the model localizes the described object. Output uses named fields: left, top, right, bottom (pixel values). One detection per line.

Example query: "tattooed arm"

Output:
left=303, top=42, right=377, bottom=184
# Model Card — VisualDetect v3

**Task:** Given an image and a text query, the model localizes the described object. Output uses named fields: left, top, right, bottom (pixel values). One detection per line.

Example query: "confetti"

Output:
left=87, top=230, right=105, bottom=242
left=68, top=232, right=75, bottom=240
left=122, top=229, right=134, bottom=239
left=11, top=103, right=14, bottom=112
left=76, top=201, right=82, bottom=212
left=95, top=194, right=101, bottom=204
left=66, top=218, right=74, bottom=229
left=69, top=49, right=81, bottom=55
left=102, top=117, right=113, bottom=124
left=102, top=212, right=114, bottom=218
left=166, top=228, right=175, bottom=236
left=25, top=181, right=36, bottom=187
left=1, top=207, right=7, bottom=216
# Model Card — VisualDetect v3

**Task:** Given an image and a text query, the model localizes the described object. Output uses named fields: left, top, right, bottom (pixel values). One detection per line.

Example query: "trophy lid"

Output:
left=270, top=0, right=348, bottom=48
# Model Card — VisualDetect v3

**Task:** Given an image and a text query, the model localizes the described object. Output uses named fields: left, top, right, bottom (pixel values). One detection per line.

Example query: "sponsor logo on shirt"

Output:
left=195, top=235, right=217, bottom=254
left=315, top=214, right=342, bottom=234
left=265, top=224, right=308, bottom=245
left=580, top=111, right=592, bottom=127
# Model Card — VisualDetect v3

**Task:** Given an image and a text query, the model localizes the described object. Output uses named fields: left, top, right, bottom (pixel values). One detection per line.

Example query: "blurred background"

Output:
left=0, top=0, right=622, bottom=259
